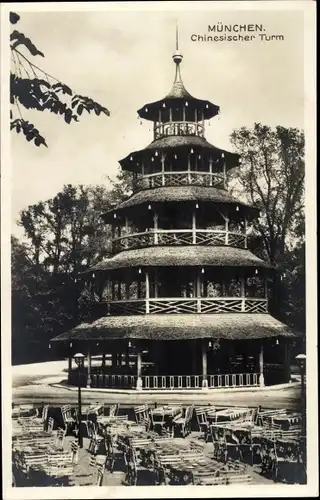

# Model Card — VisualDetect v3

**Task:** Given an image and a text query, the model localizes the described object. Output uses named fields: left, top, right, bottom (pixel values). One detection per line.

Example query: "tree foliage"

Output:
left=228, top=124, right=305, bottom=330
left=10, top=12, right=110, bottom=147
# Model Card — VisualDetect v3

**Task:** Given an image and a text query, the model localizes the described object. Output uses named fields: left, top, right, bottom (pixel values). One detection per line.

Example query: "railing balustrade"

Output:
left=154, top=121, right=205, bottom=140
left=112, top=229, right=247, bottom=253
left=132, top=171, right=225, bottom=192
left=105, top=297, right=268, bottom=316
left=76, top=373, right=259, bottom=390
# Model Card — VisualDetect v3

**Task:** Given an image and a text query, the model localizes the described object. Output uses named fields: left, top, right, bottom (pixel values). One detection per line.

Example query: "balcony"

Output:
left=154, top=121, right=205, bottom=140
left=112, top=229, right=247, bottom=253
left=133, top=171, right=225, bottom=192
left=99, top=297, right=268, bottom=316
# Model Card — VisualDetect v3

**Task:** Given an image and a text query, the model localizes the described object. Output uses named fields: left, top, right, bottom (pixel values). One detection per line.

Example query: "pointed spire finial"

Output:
left=172, top=20, right=183, bottom=82
left=176, top=19, right=179, bottom=51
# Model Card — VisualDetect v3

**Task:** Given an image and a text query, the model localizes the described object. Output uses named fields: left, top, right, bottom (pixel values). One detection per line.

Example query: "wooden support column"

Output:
left=240, top=275, right=245, bottom=312
left=259, top=343, right=265, bottom=387
left=192, top=210, right=196, bottom=244
left=244, top=217, right=248, bottom=248
left=196, top=270, right=201, bottom=312
left=87, top=348, right=92, bottom=388
left=153, top=212, right=159, bottom=245
left=209, top=157, right=213, bottom=186
left=201, top=340, right=208, bottom=389
left=161, top=153, right=165, bottom=186
left=169, top=107, right=172, bottom=122
left=187, top=153, right=191, bottom=183
left=136, top=347, right=143, bottom=390
left=145, top=270, right=150, bottom=313
left=117, top=281, right=121, bottom=301
left=225, top=216, right=229, bottom=245
left=222, top=156, right=226, bottom=188
left=182, top=106, right=186, bottom=122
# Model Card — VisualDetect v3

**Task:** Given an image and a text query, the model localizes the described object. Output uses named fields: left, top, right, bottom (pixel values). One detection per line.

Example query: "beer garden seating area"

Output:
left=12, top=402, right=306, bottom=487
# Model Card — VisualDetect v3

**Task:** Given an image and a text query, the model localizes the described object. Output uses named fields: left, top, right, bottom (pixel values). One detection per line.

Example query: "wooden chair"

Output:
left=226, top=473, right=252, bottom=484
left=195, top=407, right=210, bottom=442
left=109, top=403, right=120, bottom=417
left=193, top=474, right=227, bottom=485
left=154, top=454, right=182, bottom=485
left=23, top=453, right=48, bottom=473
left=46, top=417, right=54, bottom=433
left=70, top=440, right=80, bottom=464
left=47, top=451, right=73, bottom=466
left=21, top=423, right=44, bottom=433
left=86, top=421, right=104, bottom=455
left=115, top=415, right=129, bottom=422
left=54, top=427, right=67, bottom=450
left=61, top=405, right=76, bottom=434
left=134, top=405, right=151, bottom=430
left=123, top=445, right=147, bottom=486
left=173, top=406, right=194, bottom=438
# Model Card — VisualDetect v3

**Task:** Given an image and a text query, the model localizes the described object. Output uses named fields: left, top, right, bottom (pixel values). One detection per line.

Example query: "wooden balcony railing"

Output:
left=101, top=297, right=268, bottom=316
left=112, top=229, right=247, bottom=252
left=154, top=121, right=205, bottom=140
left=133, top=171, right=225, bottom=192
left=78, top=372, right=259, bottom=390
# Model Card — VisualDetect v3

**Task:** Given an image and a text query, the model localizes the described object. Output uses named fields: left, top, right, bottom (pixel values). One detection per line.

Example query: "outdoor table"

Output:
left=209, top=408, right=250, bottom=423
left=151, top=405, right=183, bottom=434
left=272, top=414, right=302, bottom=429
left=12, top=405, right=36, bottom=419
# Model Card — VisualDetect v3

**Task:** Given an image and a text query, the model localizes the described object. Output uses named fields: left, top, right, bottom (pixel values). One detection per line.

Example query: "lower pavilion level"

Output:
left=63, top=336, right=292, bottom=391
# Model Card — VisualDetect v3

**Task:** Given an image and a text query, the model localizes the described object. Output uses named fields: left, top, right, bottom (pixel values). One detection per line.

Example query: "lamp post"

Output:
left=296, top=353, right=306, bottom=476
left=74, top=352, right=84, bottom=448
left=295, top=353, right=306, bottom=436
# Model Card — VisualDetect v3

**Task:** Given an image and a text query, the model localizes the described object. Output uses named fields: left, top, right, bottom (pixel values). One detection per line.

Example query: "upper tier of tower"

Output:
left=137, top=47, right=220, bottom=127
left=120, top=36, right=240, bottom=179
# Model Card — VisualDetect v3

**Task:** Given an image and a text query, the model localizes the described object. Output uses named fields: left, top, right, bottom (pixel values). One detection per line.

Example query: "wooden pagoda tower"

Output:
left=52, top=33, right=296, bottom=391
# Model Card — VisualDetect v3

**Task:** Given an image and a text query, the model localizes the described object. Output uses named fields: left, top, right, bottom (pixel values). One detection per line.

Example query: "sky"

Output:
left=10, top=8, right=304, bottom=237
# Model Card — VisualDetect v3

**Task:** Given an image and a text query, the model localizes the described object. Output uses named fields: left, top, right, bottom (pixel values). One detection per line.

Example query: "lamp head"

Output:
left=295, top=353, right=306, bottom=366
left=74, top=352, right=85, bottom=368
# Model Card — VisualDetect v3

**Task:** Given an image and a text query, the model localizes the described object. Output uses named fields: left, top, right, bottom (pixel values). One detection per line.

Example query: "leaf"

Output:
left=77, top=104, right=83, bottom=116
left=10, top=12, right=20, bottom=24
left=11, top=31, right=45, bottom=57
left=64, top=109, right=72, bottom=124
